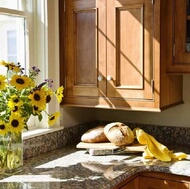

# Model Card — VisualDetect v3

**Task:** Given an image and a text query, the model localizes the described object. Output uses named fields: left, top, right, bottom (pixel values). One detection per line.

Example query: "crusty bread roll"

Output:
left=81, top=126, right=109, bottom=143
left=104, top=122, right=134, bottom=146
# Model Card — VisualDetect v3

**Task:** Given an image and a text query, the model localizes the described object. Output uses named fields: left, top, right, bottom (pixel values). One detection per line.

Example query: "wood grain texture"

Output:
left=114, top=172, right=190, bottom=189
left=76, top=141, right=146, bottom=151
left=139, top=175, right=189, bottom=189
left=60, top=0, right=184, bottom=111
left=167, top=0, right=190, bottom=73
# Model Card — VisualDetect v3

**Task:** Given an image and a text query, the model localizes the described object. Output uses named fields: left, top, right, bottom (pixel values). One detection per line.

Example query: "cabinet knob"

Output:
left=107, top=75, right=112, bottom=81
left=98, top=75, right=103, bottom=81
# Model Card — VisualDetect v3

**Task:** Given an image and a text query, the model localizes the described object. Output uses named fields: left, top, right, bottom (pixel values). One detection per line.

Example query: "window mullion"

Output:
left=0, top=7, right=26, bottom=17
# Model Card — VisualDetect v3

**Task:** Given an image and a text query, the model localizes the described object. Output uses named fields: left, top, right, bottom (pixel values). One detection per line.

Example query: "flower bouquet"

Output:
left=0, top=60, right=64, bottom=174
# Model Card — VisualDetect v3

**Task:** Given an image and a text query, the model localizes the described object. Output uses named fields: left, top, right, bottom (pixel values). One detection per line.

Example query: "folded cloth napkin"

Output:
left=134, top=128, right=187, bottom=162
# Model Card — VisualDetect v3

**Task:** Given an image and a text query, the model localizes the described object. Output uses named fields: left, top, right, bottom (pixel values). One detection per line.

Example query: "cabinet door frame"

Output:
left=106, top=0, right=154, bottom=100
left=113, top=172, right=190, bottom=189
left=167, top=0, right=190, bottom=73
left=64, top=0, right=107, bottom=98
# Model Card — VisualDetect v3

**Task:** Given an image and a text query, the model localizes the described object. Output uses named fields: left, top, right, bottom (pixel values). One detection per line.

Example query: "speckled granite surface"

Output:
left=2, top=121, right=190, bottom=188
left=0, top=144, right=190, bottom=189
left=23, top=121, right=98, bottom=159
left=23, top=120, right=190, bottom=159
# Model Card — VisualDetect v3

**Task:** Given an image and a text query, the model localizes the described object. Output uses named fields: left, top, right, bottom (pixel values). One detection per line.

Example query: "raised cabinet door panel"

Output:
left=139, top=176, right=189, bottom=189
left=65, top=0, right=106, bottom=97
left=107, top=0, right=153, bottom=99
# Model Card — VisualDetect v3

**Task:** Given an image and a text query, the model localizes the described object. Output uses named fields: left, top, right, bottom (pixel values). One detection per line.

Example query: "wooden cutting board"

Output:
left=76, top=141, right=146, bottom=152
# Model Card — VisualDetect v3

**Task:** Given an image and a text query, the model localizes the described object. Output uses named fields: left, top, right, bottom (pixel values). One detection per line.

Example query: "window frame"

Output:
left=0, top=0, right=61, bottom=132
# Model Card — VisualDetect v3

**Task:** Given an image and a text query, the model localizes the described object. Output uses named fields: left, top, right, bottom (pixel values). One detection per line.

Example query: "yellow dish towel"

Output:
left=134, top=128, right=188, bottom=162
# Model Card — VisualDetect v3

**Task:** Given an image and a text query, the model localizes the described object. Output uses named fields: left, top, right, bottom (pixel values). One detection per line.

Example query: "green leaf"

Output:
left=38, top=113, right=43, bottom=122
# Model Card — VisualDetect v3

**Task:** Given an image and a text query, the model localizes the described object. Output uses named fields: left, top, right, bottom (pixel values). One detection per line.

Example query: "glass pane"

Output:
left=0, top=0, right=21, bottom=10
left=0, top=14, right=25, bottom=74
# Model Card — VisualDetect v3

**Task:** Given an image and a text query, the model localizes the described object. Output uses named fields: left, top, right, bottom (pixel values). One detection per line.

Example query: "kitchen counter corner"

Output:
left=0, top=144, right=190, bottom=189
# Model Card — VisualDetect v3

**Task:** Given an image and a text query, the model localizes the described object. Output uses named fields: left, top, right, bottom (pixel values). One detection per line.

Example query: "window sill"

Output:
left=23, top=126, right=64, bottom=140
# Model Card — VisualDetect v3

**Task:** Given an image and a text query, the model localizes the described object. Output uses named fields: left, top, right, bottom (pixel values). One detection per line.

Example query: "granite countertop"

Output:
left=0, top=144, right=190, bottom=189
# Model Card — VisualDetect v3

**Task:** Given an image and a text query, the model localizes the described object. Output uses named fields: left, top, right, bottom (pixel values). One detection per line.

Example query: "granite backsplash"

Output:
left=23, top=120, right=190, bottom=159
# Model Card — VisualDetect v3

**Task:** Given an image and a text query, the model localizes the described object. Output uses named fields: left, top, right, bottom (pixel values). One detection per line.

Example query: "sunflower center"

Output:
left=50, top=116, right=55, bottom=121
left=34, top=106, right=39, bottom=111
left=11, top=120, right=19, bottom=128
left=46, top=95, right=51, bottom=103
left=13, top=106, right=18, bottom=112
left=16, top=78, right=24, bottom=84
left=34, top=93, right=41, bottom=101
left=14, top=98, right=19, bottom=103
left=0, top=124, right=5, bottom=130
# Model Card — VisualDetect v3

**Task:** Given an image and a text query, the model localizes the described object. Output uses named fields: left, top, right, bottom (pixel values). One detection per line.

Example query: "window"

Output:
left=0, top=0, right=60, bottom=130
left=1, top=16, right=25, bottom=66
left=0, top=3, right=26, bottom=74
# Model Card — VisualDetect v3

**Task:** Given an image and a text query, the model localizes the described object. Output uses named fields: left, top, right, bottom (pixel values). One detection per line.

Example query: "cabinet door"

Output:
left=120, top=177, right=139, bottom=189
left=139, top=176, right=189, bottom=189
left=168, top=0, right=190, bottom=73
left=65, top=0, right=106, bottom=97
left=107, top=0, right=154, bottom=100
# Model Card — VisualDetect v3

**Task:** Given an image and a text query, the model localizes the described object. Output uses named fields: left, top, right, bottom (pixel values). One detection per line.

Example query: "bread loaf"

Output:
left=104, top=122, right=134, bottom=146
left=81, top=126, right=109, bottom=143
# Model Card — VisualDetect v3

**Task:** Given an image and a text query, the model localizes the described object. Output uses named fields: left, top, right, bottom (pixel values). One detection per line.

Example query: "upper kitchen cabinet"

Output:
left=167, top=0, right=190, bottom=73
left=59, top=0, right=183, bottom=111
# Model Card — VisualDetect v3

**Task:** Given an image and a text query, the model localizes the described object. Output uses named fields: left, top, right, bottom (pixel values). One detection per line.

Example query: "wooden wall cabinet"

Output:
left=59, top=0, right=183, bottom=111
left=114, top=172, right=190, bottom=189
left=167, top=0, right=190, bottom=73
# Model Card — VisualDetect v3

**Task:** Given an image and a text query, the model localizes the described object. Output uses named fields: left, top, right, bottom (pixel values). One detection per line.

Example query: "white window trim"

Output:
left=24, top=0, right=63, bottom=138
left=0, top=0, right=62, bottom=137
left=23, top=126, right=64, bottom=140
left=27, top=0, right=62, bottom=129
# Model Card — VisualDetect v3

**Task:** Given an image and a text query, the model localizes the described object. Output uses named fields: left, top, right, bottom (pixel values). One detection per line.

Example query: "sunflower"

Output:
left=8, top=62, right=21, bottom=72
left=29, top=77, right=35, bottom=88
left=48, top=112, right=60, bottom=126
left=32, top=105, right=42, bottom=116
left=10, top=75, right=31, bottom=90
left=0, top=75, right=7, bottom=90
left=0, top=60, right=8, bottom=67
left=44, top=88, right=53, bottom=103
left=55, top=86, right=64, bottom=103
left=10, top=106, right=23, bottom=115
left=9, top=113, right=25, bottom=133
left=11, top=65, right=21, bottom=73
left=0, top=60, right=21, bottom=72
left=28, top=89, right=46, bottom=110
left=0, top=120, right=9, bottom=135
left=8, top=95, right=23, bottom=110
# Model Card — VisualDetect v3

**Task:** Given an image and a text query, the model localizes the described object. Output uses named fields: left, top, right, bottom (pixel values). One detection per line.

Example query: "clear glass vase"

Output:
left=0, top=132, right=23, bottom=175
